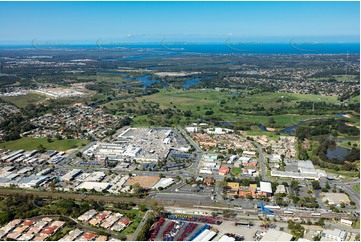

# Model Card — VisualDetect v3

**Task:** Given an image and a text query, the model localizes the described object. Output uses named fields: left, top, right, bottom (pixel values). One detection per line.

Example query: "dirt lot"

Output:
left=125, top=176, right=160, bottom=189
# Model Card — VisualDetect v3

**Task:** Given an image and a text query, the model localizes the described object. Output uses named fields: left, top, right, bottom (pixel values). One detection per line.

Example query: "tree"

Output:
left=290, top=180, right=300, bottom=191
left=325, top=182, right=331, bottom=189
left=222, top=209, right=235, bottom=218
left=138, top=204, right=148, bottom=212
left=311, top=181, right=321, bottom=190
left=268, top=117, right=276, bottom=125
left=132, top=183, right=143, bottom=196
left=76, top=151, right=82, bottom=158
left=37, top=144, right=46, bottom=153
left=150, top=201, right=164, bottom=215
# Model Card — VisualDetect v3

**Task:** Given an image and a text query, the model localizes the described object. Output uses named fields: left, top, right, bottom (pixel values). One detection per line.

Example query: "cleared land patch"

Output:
left=2, top=92, right=47, bottom=108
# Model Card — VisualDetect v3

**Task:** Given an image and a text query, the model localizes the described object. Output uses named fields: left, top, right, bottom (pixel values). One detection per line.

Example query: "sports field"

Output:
left=0, top=137, right=90, bottom=151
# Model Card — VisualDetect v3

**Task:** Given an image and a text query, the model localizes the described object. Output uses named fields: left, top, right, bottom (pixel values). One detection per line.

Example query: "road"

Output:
left=252, top=141, right=267, bottom=181
left=335, top=183, right=360, bottom=209
left=131, top=210, right=151, bottom=241
left=177, top=127, right=204, bottom=175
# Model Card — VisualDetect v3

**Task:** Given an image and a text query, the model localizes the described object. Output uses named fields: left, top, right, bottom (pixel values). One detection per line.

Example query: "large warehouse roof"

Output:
left=77, top=182, right=110, bottom=192
left=260, top=229, right=293, bottom=241
left=152, top=178, right=175, bottom=190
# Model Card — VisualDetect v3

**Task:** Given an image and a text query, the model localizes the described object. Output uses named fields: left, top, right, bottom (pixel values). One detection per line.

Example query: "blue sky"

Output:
left=0, top=1, right=359, bottom=44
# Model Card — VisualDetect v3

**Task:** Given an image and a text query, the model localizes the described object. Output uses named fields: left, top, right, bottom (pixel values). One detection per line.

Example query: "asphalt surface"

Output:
left=252, top=141, right=267, bottom=181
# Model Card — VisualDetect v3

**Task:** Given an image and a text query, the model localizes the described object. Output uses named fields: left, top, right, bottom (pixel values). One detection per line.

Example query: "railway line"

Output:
left=0, top=188, right=355, bottom=221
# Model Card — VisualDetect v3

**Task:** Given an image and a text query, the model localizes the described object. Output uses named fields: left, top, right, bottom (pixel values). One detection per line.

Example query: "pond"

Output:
left=326, top=146, right=350, bottom=161
left=335, top=113, right=346, bottom=118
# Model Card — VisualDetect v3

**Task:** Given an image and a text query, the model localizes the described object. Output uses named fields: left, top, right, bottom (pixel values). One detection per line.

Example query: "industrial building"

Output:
left=271, top=159, right=327, bottom=180
left=59, top=169, right=82, bottom=182
left=76, top=182, right=110, bottom=192
left=259, top=229, right=293, bottom=241
left=321, top=229, right=347, bottom=241
left=152, top=178, right=175, bottom=190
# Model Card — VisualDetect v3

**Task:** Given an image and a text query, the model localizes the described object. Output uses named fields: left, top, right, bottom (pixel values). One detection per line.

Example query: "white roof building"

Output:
left=322, top=229, right=347, bottom=241
left=60, top=169, right=82, bottom=182
left=152, top=178, right=175, bottom=190
left=199, top=168, right=213, bottom=174
left=227, top=155, right=238, bottom=164
left=77, top=182, right=110, bottom=192
left=218, top=235, right=236, bottom=242
left=123, top=145, right=142, bottom=157
left=185, top=127, right=198, bottom=133
left=239, top=157, right=251, bottom=164
left=260, top=229, right=293, bottom=241
left=242, top=151, right=256, bottom=157
left=340, top=219, right=353, bottom=226
left=260, top=181, right=273, bottom=194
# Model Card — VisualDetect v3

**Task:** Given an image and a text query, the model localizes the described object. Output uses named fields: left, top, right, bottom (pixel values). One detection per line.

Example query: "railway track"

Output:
left=0, top=189, right=355, bottom=221
left=0, top=188, right=198, bottom=208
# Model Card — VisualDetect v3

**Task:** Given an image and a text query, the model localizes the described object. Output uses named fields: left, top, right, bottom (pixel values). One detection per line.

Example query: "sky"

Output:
left=0, top=1, right=359, bottom=44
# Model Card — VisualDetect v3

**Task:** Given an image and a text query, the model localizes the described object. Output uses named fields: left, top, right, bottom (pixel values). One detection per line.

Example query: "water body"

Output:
left=257, top=119, right=327, bottom=134
left=183, top=78, right=201, bottom=89
left=326, top=146, right=350, bottom=161
left=279, top=119, right=323, bottom=134
left=335, top=113, right=346, bottom=118
left=101, top=52, right=180, bottom=62
left=135, top=74, right=160, bottom=88
left=258, top=125, right=269, bottom=132
left=219, top=121, right=234, bottom=127
left=96, top=71, right=124, bottom=75
left=1, top=43, right=359, bottom=54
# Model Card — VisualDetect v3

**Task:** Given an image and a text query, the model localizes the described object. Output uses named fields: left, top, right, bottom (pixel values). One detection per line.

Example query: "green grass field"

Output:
left=0, top=137, right=90, bottom=151
left=315, top=165, right=360, bottom=179
left=338, top=140, right=360, bottom=149
left=107, top=89, right=343, bottom=126
left=2, top=92, right=47, bottom=108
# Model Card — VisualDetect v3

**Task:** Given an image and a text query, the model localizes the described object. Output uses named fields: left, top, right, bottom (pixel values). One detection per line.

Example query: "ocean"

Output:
left=0, top=43, right=359, bottom=54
